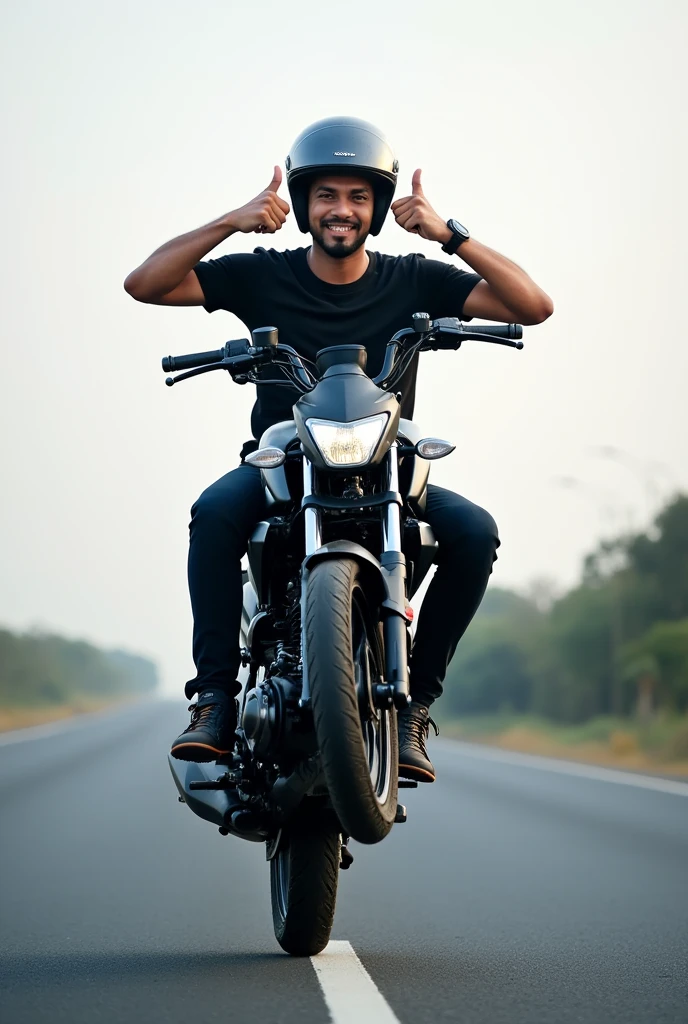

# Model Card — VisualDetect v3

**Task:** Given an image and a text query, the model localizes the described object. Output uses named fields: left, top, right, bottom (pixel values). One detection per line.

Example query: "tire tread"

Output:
left=271, top=809, right=340, bottom=956
left=305, top=558, right=398, bottom=845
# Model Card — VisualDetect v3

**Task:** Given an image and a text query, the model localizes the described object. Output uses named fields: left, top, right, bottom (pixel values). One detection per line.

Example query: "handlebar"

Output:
left=162, top=348, right=223, bottom=373
left=162, top=339, right=249, bottom=373
left=483, top=323, right=522, bottom=339
left=161, top=316, right=524, bottom=393
left=451, top=321, right=522, bottom=340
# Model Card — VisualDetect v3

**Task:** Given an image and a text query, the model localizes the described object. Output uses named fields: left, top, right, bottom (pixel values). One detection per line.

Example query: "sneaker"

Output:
left=397, top=702, right=438, bottom=783
left=170, top=689, right=237, bottom=762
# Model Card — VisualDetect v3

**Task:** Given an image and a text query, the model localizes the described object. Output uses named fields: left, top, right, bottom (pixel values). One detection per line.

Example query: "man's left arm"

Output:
left=391, top=169, right=553, bottom=326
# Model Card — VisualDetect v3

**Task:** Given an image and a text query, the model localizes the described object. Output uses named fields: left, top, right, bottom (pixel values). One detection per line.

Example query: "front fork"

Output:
left=379, top=446, right=411, bottom=710
left=300, top=448, right=410, bottom=711
left=299, top=457, right=320, bottom=709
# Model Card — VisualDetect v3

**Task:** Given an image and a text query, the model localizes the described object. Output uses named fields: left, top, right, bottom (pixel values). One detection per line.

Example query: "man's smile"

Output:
left=323, top=222, right=359, bottom=236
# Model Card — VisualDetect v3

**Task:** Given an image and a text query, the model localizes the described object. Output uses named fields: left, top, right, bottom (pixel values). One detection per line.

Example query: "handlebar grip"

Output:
left=467, top=323, right=523, bottom=340
left=161, top=338, right=251, bottom=373
left=162, top=348, right=224, bottom=373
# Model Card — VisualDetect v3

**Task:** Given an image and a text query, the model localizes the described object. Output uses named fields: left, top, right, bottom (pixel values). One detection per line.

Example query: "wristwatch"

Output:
left=441, top=218, right=470, bottom=255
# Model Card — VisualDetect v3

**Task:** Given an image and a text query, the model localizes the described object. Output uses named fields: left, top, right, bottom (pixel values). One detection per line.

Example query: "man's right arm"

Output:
left=123, top=167, right=289, bottom=306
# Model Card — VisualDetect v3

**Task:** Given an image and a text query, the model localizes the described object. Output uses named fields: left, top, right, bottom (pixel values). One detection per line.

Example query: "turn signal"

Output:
left=244, top=447, right=286, bottom=469
left=416, top=438, right=456, bottom=460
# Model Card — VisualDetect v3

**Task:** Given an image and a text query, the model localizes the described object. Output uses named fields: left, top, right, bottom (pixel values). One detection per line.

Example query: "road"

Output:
left=1, top=700, right=686, bottom=1023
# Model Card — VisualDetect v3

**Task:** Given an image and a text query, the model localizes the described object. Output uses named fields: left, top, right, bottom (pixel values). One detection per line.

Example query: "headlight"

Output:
left=306, top=414, right=387, bottom=468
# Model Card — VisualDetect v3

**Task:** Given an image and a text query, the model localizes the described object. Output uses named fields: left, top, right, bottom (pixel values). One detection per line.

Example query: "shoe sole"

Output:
left=170, top=741, right=232, bottom=762
left=399, top=762, right=435, bottom=783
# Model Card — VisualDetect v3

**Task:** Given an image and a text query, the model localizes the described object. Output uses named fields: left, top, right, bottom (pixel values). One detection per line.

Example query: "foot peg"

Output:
left=188, top=772, right=239, bottom=791
left=340, top=845, right=354, bottom=870
left=394, top=803, right=407, bottom=824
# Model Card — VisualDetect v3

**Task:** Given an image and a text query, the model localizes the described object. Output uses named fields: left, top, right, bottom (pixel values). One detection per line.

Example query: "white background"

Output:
left=1, top=0, right=686, bottom=694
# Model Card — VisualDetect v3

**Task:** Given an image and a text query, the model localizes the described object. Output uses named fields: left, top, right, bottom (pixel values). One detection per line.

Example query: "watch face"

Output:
left=448, top=218, right=470, bottom=239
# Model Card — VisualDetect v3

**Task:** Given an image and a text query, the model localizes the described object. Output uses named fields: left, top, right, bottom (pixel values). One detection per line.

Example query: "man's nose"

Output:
left=332, top=198, right=354, bottom=219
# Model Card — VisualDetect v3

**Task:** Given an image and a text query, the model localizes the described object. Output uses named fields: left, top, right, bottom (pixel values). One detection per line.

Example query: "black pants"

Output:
left=186, top=463, right=499, bottom=706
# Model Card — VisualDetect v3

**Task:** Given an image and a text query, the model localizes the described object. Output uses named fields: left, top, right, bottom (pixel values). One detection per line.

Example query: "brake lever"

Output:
left=421, top=330, right=524, bottom=352
left=165, top=361, right=229, bottom=387
left=461, top=335, right=524, bottom=349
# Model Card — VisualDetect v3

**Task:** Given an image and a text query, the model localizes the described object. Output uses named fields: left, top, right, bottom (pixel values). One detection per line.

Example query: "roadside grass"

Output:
left=436, top=711, right=688, bottom=775
left=0, top=696, right=135, bottom=732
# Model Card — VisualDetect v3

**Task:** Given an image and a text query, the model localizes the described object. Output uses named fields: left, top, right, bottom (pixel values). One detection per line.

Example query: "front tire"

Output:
left=270, top=806, right=341, bottom=956
left=305, top=558, right=399, bottom=845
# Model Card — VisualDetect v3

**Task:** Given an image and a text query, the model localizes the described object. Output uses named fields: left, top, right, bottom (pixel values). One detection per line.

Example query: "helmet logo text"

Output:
left=334, top=151, right=356, bottom=157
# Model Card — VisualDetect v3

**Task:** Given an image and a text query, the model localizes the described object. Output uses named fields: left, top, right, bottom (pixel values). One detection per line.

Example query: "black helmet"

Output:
left=286, top=116, right=398, bottom=236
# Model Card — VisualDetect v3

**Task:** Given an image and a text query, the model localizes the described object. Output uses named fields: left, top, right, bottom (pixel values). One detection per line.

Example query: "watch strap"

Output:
left=441, top=219, right=469, bottom=255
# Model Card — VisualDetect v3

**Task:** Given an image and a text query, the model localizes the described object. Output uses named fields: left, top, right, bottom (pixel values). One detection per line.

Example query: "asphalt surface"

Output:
left=1, top=700, right=686, bottom=1023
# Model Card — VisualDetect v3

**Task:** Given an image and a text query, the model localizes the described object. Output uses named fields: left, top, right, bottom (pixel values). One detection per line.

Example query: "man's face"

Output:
left=308, top=175, right=374, bottom=259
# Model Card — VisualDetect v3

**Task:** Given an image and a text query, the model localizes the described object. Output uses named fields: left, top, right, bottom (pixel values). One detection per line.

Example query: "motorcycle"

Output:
left=166, top=312, right=523, bottom=955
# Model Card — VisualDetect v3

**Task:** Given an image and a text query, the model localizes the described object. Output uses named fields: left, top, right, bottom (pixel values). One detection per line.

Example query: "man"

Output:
left=125, top=117, right=552, bottom=782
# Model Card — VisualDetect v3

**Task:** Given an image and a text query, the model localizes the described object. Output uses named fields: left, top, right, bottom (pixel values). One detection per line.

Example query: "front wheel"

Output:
left=270, top=805, right=341, bottom=956
left=305, top=558, right=399, bottom=845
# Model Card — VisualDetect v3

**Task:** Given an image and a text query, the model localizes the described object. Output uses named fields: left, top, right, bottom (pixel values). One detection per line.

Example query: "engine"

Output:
left=242, top=674, right=306, bottom=758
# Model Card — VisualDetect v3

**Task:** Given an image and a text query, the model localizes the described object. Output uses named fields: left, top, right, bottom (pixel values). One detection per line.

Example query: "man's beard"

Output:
left=310, top=219, right=369, bottom=259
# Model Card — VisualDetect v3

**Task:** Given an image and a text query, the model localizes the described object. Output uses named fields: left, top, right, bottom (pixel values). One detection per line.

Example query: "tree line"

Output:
left=443, top=494, right=688, bottom=723
left=0, top=627, right=158, bottom=708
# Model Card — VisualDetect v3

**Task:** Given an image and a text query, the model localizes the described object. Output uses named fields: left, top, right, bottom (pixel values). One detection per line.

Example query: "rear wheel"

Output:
left=270, top=806, right=341, bottom=956
left=305, top=558, right=399, bottom=845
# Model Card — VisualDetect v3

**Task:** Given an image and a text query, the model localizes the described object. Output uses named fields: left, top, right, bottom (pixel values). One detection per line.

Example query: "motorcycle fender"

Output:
left=302, top=540, right=406, bottom=619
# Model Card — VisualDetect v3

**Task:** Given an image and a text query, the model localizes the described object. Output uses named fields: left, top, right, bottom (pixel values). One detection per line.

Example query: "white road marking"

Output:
left=440, top=739, right=688, bottom=797
left=311, top=940, right=401, bottom=1024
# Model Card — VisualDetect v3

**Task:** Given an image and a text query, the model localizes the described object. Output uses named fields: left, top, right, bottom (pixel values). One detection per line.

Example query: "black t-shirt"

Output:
left=194, top=247, right=481, bottom=441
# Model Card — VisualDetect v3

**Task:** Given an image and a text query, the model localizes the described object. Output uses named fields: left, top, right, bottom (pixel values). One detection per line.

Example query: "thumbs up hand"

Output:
left=391, top=169, right=452, bottom=244
left=226, top=165, right=291, bottom=234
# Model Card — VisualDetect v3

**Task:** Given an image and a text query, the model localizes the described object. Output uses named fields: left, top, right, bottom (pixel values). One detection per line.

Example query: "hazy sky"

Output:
left=1, top=0, right=686, bottom=695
